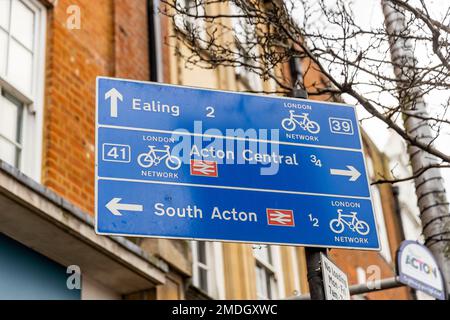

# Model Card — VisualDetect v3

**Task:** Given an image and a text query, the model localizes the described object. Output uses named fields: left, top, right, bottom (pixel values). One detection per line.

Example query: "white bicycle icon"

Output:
left=281, top=110, right=320, bottom=134
left=329, top=209, right=370, bottom=235
left=137, top=145, right=182, bottom=170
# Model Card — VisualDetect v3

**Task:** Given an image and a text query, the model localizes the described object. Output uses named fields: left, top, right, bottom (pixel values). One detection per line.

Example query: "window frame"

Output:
left=192, top=241, right=210, bottom=293
left=289, top=247, right=302, bottom=296
left=229, top=2, right=263, bottom=92
left=0, top=89, right=24, bottom=167
left=366, top=156, right=392, bottom=262
left=174, top=0, right=207, bottom=43
left=253, top=245, right=284, bottom=300
left=0, top=0, right=46, bottom=181
left=191, top=240, right=225, bottom=299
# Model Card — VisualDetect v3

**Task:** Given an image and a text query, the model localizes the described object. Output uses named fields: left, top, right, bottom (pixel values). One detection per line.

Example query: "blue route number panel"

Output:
left=95, top=77, right=380, bottom=250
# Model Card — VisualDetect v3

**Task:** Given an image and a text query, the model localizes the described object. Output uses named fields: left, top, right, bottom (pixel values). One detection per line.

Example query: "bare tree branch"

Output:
left=160, top=0, right=450, bottom=172
left=371, top=164, right=450, bottom=185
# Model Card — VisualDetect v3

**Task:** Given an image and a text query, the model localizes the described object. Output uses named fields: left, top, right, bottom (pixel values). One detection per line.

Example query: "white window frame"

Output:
left=253, top=245, right=285, bottom=300
left=0, top=0, right=46, bottom=182
left=0, top=91, right=24, bottom=167
left=290, top=247, right=302, bottom=296
left=174, top=0, right=207, bottom=43
left=366, top=157, right=392, bottom=262
left=191, top=241, right=225, bottom=299
left=229, top=3, right=263, bottom=92
left=386, top=141, right=423, bottom=241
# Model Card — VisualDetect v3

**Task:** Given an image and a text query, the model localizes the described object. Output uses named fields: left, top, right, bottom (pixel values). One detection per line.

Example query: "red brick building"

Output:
left=43, top=0, right=151, bottom=214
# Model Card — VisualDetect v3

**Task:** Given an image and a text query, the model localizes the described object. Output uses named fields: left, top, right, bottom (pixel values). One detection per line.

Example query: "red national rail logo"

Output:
left=266, top=209, right=295, bottom=226
left=190, top=159, right=218, bottom=177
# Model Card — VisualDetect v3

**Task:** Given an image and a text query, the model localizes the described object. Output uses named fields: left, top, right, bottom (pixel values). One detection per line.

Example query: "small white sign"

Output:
left=321, top=253, right=350, bottom=300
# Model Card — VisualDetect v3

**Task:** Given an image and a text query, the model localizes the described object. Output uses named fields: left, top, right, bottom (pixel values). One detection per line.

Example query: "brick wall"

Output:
left=42, top=0, right=149, bottom=214
left=114, top=0, right=150, bottom=79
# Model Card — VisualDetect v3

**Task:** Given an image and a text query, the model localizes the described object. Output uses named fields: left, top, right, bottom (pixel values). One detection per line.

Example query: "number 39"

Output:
left=330, top=118, right=353, bottom=134
left=332, top=120, right=351, bottom=132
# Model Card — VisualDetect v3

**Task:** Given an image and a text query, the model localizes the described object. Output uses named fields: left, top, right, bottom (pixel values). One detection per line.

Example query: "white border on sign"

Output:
left=99, top=123, right=361, bottom=153
left=98, top=176, right=371, bottom=200
left=353, top=104, right=381, bottom=252
left=94, top=76, right=381, bottom=251
left=101, top=143, right=131, bottom=163
left=328, top=117, right=355, bottom=135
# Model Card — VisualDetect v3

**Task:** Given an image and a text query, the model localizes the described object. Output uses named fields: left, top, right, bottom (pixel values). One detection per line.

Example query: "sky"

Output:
left=348, top=0, right=450, bottom=198
left=289, top=0, right=450, bottom=197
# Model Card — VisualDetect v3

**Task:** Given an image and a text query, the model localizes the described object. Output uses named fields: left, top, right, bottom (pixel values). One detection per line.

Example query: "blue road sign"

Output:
left=96, top=77, right=380, bottom=250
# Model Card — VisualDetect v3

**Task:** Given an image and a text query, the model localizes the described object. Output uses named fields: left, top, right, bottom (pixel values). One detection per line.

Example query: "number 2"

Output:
left=309, top=214, right=319, bottom=227
left=206, top=106, right=215, bottom=118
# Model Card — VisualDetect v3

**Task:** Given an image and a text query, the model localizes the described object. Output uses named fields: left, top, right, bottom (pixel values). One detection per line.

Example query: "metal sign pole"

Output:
left=290, top=87, right=327, bottom=300
left=305, top=247, right=327, bottom=300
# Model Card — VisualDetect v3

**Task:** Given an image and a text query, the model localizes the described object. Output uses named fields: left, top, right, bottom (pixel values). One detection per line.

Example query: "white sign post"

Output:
left=320, top=253, right=350, bottom=300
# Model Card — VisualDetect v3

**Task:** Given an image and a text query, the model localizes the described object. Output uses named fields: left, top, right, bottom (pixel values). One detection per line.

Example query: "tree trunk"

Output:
left=382, top=0, right=450, bottom=298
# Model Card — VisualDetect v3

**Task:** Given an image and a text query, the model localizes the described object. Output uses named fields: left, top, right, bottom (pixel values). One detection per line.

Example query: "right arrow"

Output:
left=104, top=88, right=123, bottom=118
left=330, top=165, right=361, bottom=182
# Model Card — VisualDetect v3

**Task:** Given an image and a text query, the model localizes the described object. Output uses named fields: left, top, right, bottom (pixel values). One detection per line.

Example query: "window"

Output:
left=253, top=245, right=280, bottom=300
left=192, top=241, right=209, bottom=292
left=174, top=0, right=206, bottom=41
left=289, top=247, right=302, bottom=296
left=230, top=3, right=263, bottom=92
left=0, top=90, right=23, bottom=167
left=191, top=241, right=225, bottom=299
left=371, top=184, right=392, bottom=262
left=366, top=157, right=392, bottom=262
left=0, top=0, right=46, bottom=180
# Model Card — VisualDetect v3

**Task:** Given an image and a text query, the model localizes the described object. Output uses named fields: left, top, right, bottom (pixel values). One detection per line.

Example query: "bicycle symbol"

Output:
left=281, top=110, right=320, bottom=134
left=137, top=145, right=182, bottom=170
left=329, top=209, right=370, bottom=235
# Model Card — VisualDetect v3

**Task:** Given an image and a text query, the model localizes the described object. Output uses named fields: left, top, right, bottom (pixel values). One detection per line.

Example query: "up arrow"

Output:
left=106, top=198, right=143, bottom=216
left=105, top=88, right=123, bottom=118
left=330, top=165, right=361, bottom=182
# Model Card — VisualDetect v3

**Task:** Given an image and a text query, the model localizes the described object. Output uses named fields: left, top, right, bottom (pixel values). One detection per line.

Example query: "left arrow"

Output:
left=105, top=88, right=123, bottom=118
left=106, top=198, right=143, bottom=216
